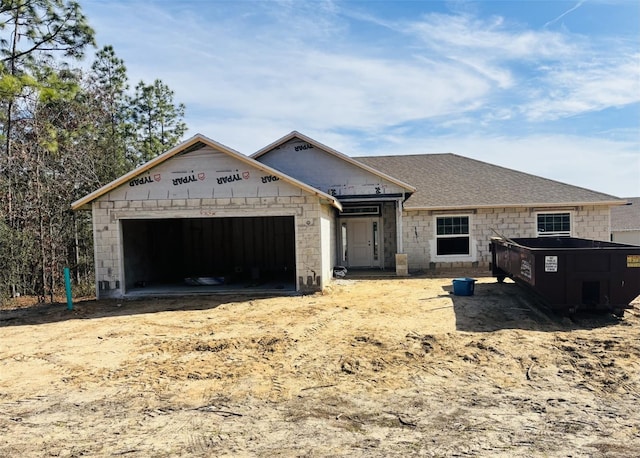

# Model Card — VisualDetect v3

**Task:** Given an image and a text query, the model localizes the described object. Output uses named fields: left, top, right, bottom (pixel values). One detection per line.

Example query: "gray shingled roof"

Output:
left=611, top=197, right=640, bottom=231
left=356, top=153, right=623, bottom=209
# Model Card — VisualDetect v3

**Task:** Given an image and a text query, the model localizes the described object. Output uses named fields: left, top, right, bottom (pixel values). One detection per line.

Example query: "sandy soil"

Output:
left=1, top=276, right=639, bottom=457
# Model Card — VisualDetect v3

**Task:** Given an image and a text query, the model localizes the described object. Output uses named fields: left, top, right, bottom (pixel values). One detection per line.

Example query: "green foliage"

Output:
left=0, top=73, right=37, bottom=99
left=37, top=68, right=80, bottom=103
left=0, top=0, right=95, bottom=66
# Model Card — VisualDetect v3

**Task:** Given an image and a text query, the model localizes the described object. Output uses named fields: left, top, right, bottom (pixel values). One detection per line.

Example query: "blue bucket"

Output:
left=452, top=277, right=476, bottom=296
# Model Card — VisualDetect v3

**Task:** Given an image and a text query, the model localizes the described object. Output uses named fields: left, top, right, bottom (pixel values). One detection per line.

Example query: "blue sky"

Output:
left=79, top=0, right=639, bottom=197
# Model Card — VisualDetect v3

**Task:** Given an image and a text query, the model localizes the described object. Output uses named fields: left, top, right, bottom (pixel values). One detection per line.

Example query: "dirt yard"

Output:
left=1, top=276, right=639, bottom=457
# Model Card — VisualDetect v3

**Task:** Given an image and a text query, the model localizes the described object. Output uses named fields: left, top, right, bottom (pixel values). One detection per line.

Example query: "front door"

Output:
left=343, top=218, right=380, bottom=268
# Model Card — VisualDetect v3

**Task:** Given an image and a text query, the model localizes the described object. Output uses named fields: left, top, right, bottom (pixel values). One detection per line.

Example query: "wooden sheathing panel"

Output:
left=108, top=146, right=305, bottom=201
left=122, top=217, right=295, bottom=288
left=257, top=138, right=407, bottom=197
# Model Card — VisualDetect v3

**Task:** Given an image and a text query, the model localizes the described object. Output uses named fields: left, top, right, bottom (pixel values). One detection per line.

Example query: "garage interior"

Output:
left=121, top=216, right=296, bottom=295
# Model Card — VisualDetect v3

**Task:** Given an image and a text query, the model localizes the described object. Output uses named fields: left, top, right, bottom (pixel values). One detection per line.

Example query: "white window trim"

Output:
left=433, top=214, right=473, bottom=260
left=535, top=210, right=573, bottom=237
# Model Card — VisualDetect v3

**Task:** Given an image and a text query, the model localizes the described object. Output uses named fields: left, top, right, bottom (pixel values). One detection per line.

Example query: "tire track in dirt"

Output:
left=267, top=307, right=343, bottom=400
left=2, top=280, right=639, bottom=456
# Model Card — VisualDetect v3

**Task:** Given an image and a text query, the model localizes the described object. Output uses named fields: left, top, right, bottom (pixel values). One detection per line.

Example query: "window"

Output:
left=339, top=205, right=380, bottom=216
left=537, top=212, right=571, bottom=237
left=436, top=216, right=470, bottom=256
left=340, top=222, right=348, bottom=263
left=372, top=221, right=379, bottom=261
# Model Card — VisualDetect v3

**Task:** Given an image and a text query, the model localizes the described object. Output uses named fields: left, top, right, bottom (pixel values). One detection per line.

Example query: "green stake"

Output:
left=64, top=267, right=73, bottom=311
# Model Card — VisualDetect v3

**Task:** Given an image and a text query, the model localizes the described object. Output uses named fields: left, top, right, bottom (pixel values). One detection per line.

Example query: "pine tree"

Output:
left=0, top=0, right=94, bottom=299
left=88, top=45, right=130, bottom=181
left=127, top=79, right=187, bottom=164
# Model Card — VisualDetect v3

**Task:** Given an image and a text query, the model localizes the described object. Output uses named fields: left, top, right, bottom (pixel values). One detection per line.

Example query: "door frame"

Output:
left=338, top=216, right=382, bottom=268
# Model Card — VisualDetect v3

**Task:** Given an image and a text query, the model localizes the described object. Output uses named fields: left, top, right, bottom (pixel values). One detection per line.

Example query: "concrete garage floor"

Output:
left=124, top=280, right=296, bottom=298
left=123, top=269, right=405, bottom=298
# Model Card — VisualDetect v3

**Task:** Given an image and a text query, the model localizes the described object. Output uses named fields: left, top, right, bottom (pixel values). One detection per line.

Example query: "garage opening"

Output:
left=121, top=216, right=296, bottom=294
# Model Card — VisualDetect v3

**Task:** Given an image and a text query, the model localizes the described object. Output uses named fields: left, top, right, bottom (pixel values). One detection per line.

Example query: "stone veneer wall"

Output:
left=382, top=201, right=397, bottom=269
left=91, top=194, right=328, bottom=298
left=402, top=205, right=612, bottom=272
left=402, top=210, right=430, bottom=270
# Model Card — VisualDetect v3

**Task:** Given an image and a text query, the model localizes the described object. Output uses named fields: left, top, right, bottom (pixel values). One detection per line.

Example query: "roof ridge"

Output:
left=360, top=152, right=622, bottom=200
left=356, top=152, right=453, bottom=159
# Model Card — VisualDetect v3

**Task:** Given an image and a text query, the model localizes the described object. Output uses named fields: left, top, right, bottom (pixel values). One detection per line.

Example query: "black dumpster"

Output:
left=491, top=237, right=640, bottom=316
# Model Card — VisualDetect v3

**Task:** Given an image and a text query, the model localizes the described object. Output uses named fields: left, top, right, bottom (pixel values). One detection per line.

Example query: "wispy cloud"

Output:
left=525, top=53, right=640, bottom=120
left=86, top=1, right=636, bottom=127
left=391, top=9, right=639, bottom=123
left=544, top=1, right=585, bottom=28
left=80, top=0, right=640, bottom=195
